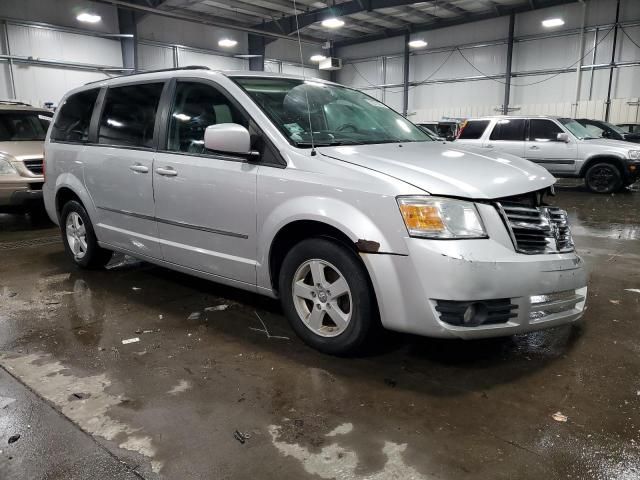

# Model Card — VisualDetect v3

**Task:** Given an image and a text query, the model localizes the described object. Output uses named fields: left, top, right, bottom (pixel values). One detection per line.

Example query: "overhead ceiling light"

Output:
left=218, top=38, right=238, bottom=48
left=321, top=18, right=345, bottom=28
left=234, top=54, right=262, bottom=58
left=77, top=12, right=101, bottom=23
left=408, top=39, right=428, bottom=48
left=542, top=18, right=565, bottom=28
left=310, top=54, right=327, bottom=62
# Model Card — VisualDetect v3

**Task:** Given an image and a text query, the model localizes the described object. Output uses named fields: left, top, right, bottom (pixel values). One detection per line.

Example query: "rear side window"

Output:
left=98, top=83, right=164, bottom=148
left=489, top=119, right=526, bottom=141
left=529, top=119, right=563, bottom=142
left=51, top=89, right=99, bottom=143
left=458, top=120, right=489, bottom=139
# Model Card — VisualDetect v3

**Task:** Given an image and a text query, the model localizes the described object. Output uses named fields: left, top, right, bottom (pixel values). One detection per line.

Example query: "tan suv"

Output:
left=0, top=101, right=52, bottom=214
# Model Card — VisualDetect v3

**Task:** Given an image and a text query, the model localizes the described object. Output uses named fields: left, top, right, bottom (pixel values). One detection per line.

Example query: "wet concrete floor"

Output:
left=1, top=183, right=639, bottom=479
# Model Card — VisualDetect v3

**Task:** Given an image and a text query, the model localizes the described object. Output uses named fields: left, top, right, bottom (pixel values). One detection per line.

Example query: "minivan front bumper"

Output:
left=361, top=236, right=587, bottom=339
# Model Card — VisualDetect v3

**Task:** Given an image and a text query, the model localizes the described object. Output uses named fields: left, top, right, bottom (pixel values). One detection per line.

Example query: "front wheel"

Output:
left=279, top=238, right=377, bottom=355
left=60, top=200, right=113, bottom=269
left=584, top=162, right=622, bottom=194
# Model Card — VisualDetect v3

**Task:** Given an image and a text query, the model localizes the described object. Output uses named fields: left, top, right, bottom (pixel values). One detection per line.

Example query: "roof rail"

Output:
left=0, top=100, right=32, bottom=106
left=84, top=65, right=211, bottom=85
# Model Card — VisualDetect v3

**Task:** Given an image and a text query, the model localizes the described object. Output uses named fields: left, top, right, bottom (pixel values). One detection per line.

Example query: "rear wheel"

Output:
left=279, top=238, right=377, bottom=355
left=584, top=162, right=622, bottom=194
left=61, top=200, right=112, bottom=269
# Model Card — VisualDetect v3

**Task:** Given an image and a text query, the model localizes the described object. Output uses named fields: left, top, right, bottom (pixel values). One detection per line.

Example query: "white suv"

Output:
left=455, top=116, right=640, bottom=193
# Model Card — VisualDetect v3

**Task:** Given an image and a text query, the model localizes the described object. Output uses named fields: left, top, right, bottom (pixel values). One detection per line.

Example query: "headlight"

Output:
left=629, top=150, right=640, bottom=160
left=0, top=158, right=17, bottom=175
left=397, top=196, right=487, bottom=239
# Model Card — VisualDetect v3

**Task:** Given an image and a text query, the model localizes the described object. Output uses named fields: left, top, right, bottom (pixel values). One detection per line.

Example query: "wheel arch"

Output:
left=52, top=173, right=97, bottom=222
left=579, top=154, right=626, bottom=177
left=268, top=219, right=361, bottom=293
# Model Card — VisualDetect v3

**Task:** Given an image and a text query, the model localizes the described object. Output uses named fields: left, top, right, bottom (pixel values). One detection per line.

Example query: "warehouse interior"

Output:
left=1, top=0, right=639, bottom=479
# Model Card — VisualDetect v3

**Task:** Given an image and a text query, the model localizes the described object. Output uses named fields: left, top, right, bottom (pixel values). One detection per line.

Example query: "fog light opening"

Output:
left=463, top=302, right=488, bottom=326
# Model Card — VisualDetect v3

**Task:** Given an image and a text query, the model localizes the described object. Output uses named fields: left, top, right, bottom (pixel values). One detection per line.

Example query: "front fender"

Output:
left=256, top=195, right=408, bottom=290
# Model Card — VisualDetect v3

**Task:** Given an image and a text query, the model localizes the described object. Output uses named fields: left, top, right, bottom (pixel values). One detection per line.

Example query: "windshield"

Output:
left=558, top=118, right=595, bottom=140
left=0, top=111, right=51, bottom=141
left=600, top=120, right=626, bottom=135
left=234, top=77, right=431, bottom=147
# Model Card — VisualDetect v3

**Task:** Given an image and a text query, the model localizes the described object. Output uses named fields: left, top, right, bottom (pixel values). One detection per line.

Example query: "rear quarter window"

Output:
left=51, top=89, right=100, bottom=143
left=458, top=120, right=490, bottom=140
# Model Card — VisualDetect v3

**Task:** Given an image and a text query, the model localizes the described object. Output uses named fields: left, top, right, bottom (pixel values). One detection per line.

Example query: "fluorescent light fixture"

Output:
left=542, top=18, right=565, bottom=28
left=408, top=39, right=428, bottom=48
left=310, top=54, right=327, bottom=62
left=77, top=13, right=101, bottom=23
left=234, top=54, right=262, bottom=58
left=218, top=38, right=238, bottom=48
left=321, top=18, right=345, bottom=28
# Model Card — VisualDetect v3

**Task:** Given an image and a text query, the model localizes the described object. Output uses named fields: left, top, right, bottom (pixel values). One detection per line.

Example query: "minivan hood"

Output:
left=0, top=141, right=44, bottom=161
left=318, top=142, right=554, bottom=199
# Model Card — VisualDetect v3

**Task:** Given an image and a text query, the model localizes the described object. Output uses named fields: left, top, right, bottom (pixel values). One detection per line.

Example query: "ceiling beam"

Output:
left=93, top=0, right=323, bottom=43
left=252, top=0, right=429, bottom=36
left=335, top=0, right=581, bottom=47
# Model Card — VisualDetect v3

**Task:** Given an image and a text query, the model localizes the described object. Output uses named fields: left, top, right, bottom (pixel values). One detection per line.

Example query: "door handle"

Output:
left=156, top=167, right=178, bottom=177
left=129, top=164, right=149, bottom=173
left=483, top=144, right=494, bottom=148
left=529, top=146, right=540, bottom=150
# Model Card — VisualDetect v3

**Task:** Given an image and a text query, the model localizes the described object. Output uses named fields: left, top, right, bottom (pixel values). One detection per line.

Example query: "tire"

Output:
left=279, top=237, right=378, bottom=355
left=584, top=162, right=622, bottom=194
left=60, top=200, right=112, bottom=269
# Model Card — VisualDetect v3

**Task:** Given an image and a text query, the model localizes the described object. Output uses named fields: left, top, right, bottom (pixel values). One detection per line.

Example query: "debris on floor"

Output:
left=167, top=379, right=191, bottom=395
left=234, top=430, right=250, bottom=444
left=625, top=289, right=640, bottom=294
left=609, top=300, right=621, bottom=304
left=121, top=337, right=140, bottom=345
left=188, top=312, right=201, bottom=320
left=132, top=287, right=142, bottom=291
left=7, top=434, right=20, bottom=444
left=205, top=304, right=230, bottom=312
left=552, top=412, right=568, bottom=422
left=250, top=312, right=290, bottom=340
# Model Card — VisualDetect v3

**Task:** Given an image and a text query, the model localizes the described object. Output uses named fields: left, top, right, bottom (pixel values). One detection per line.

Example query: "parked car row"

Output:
left=455, top=116, right=640, bottom=193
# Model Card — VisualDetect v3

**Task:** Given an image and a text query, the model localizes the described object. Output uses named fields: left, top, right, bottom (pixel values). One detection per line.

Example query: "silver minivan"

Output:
left=43, top=68, right=587, bottom=354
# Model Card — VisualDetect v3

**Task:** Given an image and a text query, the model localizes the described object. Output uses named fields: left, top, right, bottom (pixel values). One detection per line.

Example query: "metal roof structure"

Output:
left=106, top=0, right=580, bottom=46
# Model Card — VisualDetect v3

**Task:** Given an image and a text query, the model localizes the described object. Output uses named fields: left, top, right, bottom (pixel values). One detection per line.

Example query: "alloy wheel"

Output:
left=291, top=259, right=352, bottom=338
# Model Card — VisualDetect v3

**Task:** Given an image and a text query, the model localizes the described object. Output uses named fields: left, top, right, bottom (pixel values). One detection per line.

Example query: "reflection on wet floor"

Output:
left=1, top=184, right=639, bottom=480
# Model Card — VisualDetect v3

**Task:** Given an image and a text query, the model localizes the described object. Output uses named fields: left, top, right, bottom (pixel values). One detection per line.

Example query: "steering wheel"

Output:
left=336, top=123, right=358, bottom=133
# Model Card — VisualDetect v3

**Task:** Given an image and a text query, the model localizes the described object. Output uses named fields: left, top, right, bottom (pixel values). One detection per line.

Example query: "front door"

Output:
left=153, top=80, right=258, bottom=286
left=84, top=82, right=165, bottom=259
left=525, top=119, right=578, bottom=174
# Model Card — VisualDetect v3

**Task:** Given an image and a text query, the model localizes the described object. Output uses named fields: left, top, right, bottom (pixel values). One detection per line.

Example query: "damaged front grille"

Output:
left=495, top=190, right=574, bottom=255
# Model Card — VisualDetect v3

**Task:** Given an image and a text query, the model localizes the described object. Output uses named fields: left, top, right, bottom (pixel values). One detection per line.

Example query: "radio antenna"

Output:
left=292, top=0, right=316, bottom=155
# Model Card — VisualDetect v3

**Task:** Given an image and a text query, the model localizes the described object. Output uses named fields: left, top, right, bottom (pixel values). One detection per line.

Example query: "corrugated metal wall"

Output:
left=337, top=0, right=640, bottom=124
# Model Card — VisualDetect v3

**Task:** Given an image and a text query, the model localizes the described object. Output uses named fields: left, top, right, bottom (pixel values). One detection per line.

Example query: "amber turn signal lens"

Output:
left=399, top=204, right=445, bottom=232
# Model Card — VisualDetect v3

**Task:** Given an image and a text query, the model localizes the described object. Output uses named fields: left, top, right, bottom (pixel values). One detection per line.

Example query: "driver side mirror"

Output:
left=556, top=132, right=570, bottom=143
left=204, top=123, right=259, bottom=159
